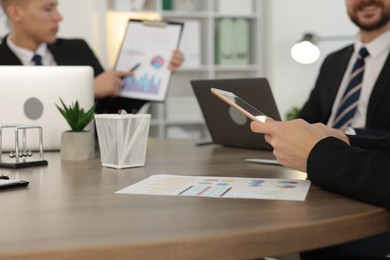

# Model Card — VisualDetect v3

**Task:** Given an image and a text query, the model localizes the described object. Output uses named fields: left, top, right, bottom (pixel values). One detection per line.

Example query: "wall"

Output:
left=263, top=0, right=356, bottom=119
left=0, top=7, right=7, bottom=37
left=57, top=0, right=108, bottom=67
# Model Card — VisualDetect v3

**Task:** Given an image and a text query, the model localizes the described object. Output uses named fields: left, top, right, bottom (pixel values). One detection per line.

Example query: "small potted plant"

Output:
left=56, top=98, right=96, bottom=161
left=286, top=106, right=301, bottom=121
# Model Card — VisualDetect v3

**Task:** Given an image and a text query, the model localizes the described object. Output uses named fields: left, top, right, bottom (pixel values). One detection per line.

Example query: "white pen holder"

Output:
left=95, top=114, right=151, bottom=169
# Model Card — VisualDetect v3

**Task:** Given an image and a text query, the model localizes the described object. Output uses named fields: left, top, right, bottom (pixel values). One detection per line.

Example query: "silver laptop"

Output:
left=0, top=66, right=94, bottom=151
left=191, top=78, right=281, bottom=150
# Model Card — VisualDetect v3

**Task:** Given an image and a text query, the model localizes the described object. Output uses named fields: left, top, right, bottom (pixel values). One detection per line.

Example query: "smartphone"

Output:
left=210, top=88, right=268, bottom=123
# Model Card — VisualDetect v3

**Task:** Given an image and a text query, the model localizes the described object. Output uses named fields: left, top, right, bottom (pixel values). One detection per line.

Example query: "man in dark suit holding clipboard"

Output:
left=0, top=0, right=184, bottom=113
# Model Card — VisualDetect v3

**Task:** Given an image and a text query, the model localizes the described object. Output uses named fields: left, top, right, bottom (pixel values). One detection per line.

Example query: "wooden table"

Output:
left=1, top=138, right=389, bottom=259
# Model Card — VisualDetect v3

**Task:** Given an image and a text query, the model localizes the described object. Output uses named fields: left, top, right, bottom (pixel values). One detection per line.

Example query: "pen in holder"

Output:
left=0, top=124, right=48, bottom=169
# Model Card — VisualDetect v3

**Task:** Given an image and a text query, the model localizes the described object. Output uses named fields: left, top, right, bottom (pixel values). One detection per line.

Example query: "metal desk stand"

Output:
left=0, top=125, right=48, bottom=169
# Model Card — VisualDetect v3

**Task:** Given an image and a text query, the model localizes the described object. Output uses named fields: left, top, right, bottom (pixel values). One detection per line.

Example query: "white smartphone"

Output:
left=210, top=88, right=268, bottom=123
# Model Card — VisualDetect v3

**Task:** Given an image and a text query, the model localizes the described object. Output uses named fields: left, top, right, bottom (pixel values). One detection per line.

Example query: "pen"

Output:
left=245, top=158, right=281, bottom=166
left=120, top=63, right=140, bottom=79
left=130, top=63, right=141, bottom=72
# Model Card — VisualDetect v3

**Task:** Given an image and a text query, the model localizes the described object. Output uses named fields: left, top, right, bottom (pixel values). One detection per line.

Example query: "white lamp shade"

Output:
left=290, top=41, right=320, bottom=64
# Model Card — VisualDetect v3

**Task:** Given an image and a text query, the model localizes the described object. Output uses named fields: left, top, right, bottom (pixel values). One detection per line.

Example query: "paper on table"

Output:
left=116, top=174, right=311, bottom=201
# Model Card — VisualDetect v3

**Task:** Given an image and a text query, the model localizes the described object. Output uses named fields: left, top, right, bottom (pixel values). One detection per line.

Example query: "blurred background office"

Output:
left=0, top=0, right=355, bottom=139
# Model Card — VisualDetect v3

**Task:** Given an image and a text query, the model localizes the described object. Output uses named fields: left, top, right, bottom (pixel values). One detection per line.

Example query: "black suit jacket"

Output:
left=0, top=36, right=146, bottom=113
left=307, top=135, right=390, bottom=209
left=299, top=44, right=390, bottom=136
left=0, top=36, right=104, bottom=74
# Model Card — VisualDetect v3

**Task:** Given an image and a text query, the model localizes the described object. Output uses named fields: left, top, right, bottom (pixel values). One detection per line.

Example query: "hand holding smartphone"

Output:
left=210, top=88, right=268, bottom=123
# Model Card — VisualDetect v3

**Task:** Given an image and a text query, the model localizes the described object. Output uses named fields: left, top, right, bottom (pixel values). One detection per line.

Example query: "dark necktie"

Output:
left=332, top=47, right=369, bottom=129
left=32, top=54, right=43, bottom=66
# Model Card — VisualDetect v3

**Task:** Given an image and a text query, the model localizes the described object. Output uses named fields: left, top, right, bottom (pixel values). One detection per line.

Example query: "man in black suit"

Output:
left=299, top=0, right=390, bottom=137
left=294, top=1, right=390, bottom=258
left=0, top=0, right=184, bottom=113
left=251, top=118, right=390, bottom=259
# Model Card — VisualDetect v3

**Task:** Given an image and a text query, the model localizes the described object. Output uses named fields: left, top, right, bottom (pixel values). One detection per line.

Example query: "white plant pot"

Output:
left=60, top=131, right=95, bottom=161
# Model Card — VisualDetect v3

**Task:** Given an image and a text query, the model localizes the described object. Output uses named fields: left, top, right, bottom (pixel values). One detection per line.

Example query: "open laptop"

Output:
left=191, top=78, right=281, bottom=150
left=0, top=66, right=94, bottom=151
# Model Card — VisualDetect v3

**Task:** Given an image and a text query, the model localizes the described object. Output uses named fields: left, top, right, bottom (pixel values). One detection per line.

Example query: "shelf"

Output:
left=214, top=13, right=258, bottom=19
left=214, top=65, right=259, bottom=72
left=162, top=10, right=210, bottom=18
left=178, top=66, right=210, bottom=72
left=107, top=0, right=263, bottom=139
left=178, top=65, right=259, bottom=72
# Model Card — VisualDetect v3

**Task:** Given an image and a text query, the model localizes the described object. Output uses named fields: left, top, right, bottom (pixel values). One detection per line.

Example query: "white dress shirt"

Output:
left=327, top=30, right=390, bottom=130
left=6, top=36, right=57, bottom=66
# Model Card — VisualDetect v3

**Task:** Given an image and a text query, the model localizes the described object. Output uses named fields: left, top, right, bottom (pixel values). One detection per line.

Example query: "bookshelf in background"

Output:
left=107, top=0, right=264, bottom=139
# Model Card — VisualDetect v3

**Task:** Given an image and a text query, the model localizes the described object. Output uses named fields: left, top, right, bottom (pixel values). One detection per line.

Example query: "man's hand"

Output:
left=168, top=49, right=184, bottom=73
left=250, top=118, right=328, bottom=172
left=94, top=71, right=133, bottom=98
left=312, top=123, right=350, bottom=145
left=94, top=49, right=184, bottom=99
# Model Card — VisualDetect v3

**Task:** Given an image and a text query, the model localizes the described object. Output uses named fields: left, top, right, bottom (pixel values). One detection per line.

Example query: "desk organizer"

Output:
left=95, top=114, right=151, bottom=169
left=0, top=125, right=48, bottom=169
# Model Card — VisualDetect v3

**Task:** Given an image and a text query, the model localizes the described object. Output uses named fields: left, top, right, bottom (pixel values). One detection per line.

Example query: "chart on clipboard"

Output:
left=115, top=19, right=184, bottom=101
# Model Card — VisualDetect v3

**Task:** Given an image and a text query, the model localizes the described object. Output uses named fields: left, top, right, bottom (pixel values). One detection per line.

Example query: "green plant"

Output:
left=286, top=106, right=301, bottom=121
left=56, top=98, right=96, bottom=132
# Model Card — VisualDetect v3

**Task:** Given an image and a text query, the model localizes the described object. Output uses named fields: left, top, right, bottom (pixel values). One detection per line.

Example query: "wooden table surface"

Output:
left=0, top=138, right=389, bottom=259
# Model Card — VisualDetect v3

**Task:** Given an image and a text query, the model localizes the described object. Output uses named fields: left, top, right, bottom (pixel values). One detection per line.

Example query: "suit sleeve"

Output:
left=298, top=52, right=342, bottom=124
left=307, top=137, right=390, bottom=209
left=349, top=134, right=390, bottom=152
left=299, top=46, right=353, bottom=125
left=77, top=40, right=104, bottom=77
left=50, top=39, right=104, bottom=77
left=354, top=126, right=390, bottom=137
left=298, top=59, right=330, bottom=124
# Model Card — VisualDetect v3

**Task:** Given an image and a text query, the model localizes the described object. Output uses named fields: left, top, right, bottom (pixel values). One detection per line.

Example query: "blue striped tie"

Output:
left=332, top=47, right=369, bottom=129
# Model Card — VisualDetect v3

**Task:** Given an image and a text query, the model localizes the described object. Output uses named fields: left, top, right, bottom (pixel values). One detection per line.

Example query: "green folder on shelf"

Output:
left=216, top=18, right=250, bottom=65
left=163, top=0, right=173, bottom=10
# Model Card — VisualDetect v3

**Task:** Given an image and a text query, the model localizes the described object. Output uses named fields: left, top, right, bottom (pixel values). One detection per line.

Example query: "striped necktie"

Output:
left=332, top=47, right=369, bottom=129
left=32, top=54, right=43, bottom=66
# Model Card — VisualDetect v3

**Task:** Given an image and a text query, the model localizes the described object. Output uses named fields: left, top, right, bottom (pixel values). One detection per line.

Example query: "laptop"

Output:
left=191, top=78, right=281, bottom=150
left=0, top=66, right=94, bottom=151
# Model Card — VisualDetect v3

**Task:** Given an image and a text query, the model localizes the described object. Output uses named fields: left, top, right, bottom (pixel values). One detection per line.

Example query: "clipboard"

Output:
left=115, top=19, right=184, bottom=102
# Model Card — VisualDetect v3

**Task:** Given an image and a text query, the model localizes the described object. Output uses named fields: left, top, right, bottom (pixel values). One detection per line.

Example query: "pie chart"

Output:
left=151, top=55, right=165, bottom=69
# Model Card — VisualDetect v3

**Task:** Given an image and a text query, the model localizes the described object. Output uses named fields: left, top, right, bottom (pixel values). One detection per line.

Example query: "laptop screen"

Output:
left=191, top=78, right=281, bottom=150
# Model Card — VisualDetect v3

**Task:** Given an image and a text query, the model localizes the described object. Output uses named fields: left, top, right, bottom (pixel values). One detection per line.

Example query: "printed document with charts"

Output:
left=115, top=19, right=183, bottom=101
left=116, top=174, right=311, bottom=201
